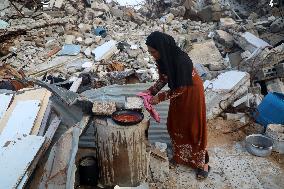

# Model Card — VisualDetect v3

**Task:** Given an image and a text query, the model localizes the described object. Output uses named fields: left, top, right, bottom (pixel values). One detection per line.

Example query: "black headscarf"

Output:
left=146, top=31, right=193, bottom=89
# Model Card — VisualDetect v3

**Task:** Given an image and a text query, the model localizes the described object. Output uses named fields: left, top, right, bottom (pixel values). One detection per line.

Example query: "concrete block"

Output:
left=214, top=30, right=234, bottom=48
left=270, top=18, right=284, bottom=33
left=92, top=101, right=116, bottom=115
left=228, top=51, right=242, bottom=68
left=220, top=17, right=236, bottom=27
left=236, top=32, right=272, bottom=54
left=188, top=40, right=226, bottom=71
left=92, top=40, right=117, bottom=61
left=205, top=71, right=250, bottom=119
left=255, top=65, right=277, bottom=81
left=226, top=113, right=249, bottom=124
left=276, top=63, right=284, bottom=78
left=266, top=78, right=284, bottom=93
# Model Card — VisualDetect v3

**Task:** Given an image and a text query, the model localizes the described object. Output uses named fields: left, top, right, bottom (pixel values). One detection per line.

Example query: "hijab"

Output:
left=146, top=31, right=193, bottom=89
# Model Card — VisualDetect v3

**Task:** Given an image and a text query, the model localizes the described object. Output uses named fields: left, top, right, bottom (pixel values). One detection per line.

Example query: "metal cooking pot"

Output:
left=112, top=109, right=144, bottom=126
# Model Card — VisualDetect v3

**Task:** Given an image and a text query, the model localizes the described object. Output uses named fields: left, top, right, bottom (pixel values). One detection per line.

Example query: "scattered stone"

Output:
left=266, top=78, right=284, bottom=93
left=92, top=101, right=116, bottom=115
left=214, top=30, right=234, bottom=49
left=270, top=18, right=284, bottom=33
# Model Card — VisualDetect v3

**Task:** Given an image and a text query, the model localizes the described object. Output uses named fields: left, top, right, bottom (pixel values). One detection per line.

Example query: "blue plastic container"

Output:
left=254, top=92, right=284, bottom=127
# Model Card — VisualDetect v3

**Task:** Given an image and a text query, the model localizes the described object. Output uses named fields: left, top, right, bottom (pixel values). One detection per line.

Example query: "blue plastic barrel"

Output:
left=254, top=92, right=284, bottom=127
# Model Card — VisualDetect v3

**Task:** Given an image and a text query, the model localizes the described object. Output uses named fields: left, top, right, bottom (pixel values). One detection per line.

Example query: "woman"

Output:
left=144, top=31, right=210, bottom=179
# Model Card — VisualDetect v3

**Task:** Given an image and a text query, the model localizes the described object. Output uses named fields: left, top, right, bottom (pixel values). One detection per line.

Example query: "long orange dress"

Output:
left=148, top=69, right=208, bottom=169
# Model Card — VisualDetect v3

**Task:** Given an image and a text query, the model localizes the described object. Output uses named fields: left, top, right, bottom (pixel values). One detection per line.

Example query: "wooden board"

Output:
left=0, top=135, right=45, bottom=189
left=0, top=88, right=51, bottom=135
left=0, top=100, right=41, bottom=147
left=0, top=93, right=13, bottom=121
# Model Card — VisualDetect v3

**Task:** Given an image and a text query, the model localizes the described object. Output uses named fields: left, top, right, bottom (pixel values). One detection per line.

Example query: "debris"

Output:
left=92, top=101, right=116, bottom=115
left=266, top=78, right=284, bottom=93
left=204, top=71, right=250, bottom=119
left=236, top=32, right=272, bottom=54
left=226, top=113, right=249, bottom=124
left=91, top=40, right=117, bottom=61
left=58, top=44, right=81, bottom=56
left=188, top=40, right=226, bottom=71
left=266, top=124, right=284, bottom=154
left=160, top=13, right=174, bottom=23
left=0, top=20, right=9, bottom=29
left=220, top=17, right=236, bottom=27
left=214, top=30, right=234, bottom=49
left=93, top=27, right=107, bottom=38
left=270, top=18, right=284, bottom=33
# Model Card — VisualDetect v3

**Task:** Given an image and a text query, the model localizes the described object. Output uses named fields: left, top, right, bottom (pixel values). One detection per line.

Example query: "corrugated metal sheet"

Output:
left=82, top=83, right=171, bottom=144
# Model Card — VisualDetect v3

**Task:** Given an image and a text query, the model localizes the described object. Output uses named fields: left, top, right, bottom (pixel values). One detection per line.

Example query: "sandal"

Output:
left=196, top=165, right=211, bottom=180
left=169, top=158, right=177, bottom=169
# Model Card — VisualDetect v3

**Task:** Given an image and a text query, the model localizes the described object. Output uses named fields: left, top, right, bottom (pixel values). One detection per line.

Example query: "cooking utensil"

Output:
left=112, top=109, right=144, bottom=126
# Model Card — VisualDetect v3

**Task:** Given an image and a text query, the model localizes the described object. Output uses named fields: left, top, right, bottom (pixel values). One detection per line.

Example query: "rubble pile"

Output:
left=0, top=0, right=284, bottom=188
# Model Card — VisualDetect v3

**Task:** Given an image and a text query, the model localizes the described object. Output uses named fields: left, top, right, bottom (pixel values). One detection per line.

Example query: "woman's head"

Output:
left=146, top=31, right=176, bottom=61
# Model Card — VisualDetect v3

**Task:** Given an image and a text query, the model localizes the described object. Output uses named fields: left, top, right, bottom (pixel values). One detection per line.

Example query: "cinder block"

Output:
left=92, top=101, right=116, bottom=115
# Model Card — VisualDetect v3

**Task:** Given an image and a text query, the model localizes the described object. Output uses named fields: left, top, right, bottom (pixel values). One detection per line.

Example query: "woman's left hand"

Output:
left=150, top=95, right=159, bottom=105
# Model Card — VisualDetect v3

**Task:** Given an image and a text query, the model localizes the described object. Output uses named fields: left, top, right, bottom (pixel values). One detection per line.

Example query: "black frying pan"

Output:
left=112, top=109, right=144, bottom=126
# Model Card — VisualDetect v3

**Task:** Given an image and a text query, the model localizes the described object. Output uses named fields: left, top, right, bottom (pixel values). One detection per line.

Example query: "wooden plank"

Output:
left=0, top=135, right=45, bottom=189
left=0, top=94, right=13, bottom=121
left=0, top=100, right=41, bottom=147
left=17, top=116, right=61, bottom=188
left=0, top=88, right=51, bottom=134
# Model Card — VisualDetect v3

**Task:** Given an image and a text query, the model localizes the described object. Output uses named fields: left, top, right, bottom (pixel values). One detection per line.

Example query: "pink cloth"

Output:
left=137, top=92, right=161, bottom=123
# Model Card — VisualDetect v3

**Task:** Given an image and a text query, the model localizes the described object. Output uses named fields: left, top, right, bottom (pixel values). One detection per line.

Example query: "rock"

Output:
left=84, top=37, right=94, bottom=46
left=248, top=12, right=258, bottom=21
left=160, top=13, right=175, bottom=23
left=214, top=30, right=234, bottom=49
left=270, top=18, right=284, bottom=33
left=198, top=6, right=212, bottom=22
left=110, top=7, right=124, bottom=19
left=169, top=6, right=186, bottom=17
left=228, top=51, right=242, bottom=68
left=220, top=17, right=236, bottom=27
left=91, top=2, right=110, bottom=12
left=188, top=40, right=226, bottom=71
left=92, top=101, right=116, bottom=116
left=266, top=78, right=284, bottom=93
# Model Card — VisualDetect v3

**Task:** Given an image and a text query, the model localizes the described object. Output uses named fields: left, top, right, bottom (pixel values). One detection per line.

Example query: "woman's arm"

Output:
left=152, top=87, right=186, bottom=104
left=147, top=73, right=168, bottom=96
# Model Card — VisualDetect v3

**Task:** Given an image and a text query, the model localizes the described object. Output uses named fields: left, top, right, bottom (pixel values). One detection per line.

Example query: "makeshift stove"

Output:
left=93, top=97, right=150, bottom=187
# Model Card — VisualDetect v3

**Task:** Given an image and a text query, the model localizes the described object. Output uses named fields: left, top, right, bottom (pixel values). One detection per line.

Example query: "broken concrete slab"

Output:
left=58, top=44, right=81, bottom=56
left=228, top=51, right=242, bottom=68
left=270, top=18, right=284, bottom=33
left=0, top=20, right=9, bottom=29
left=92, top=40, right=117, bottom=61
left=220, top=17, right=236, bottom=27
left=188, top=40, right=226, bottom=71
left=204, top=71, right=250, bottom=119
left=92, top=101, right=116, bottom=115
left=214, top=30, right=234, bottom=49
left=266, top=78, right=284, bottom=93
left=236, top=32, right=272, bottom=54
